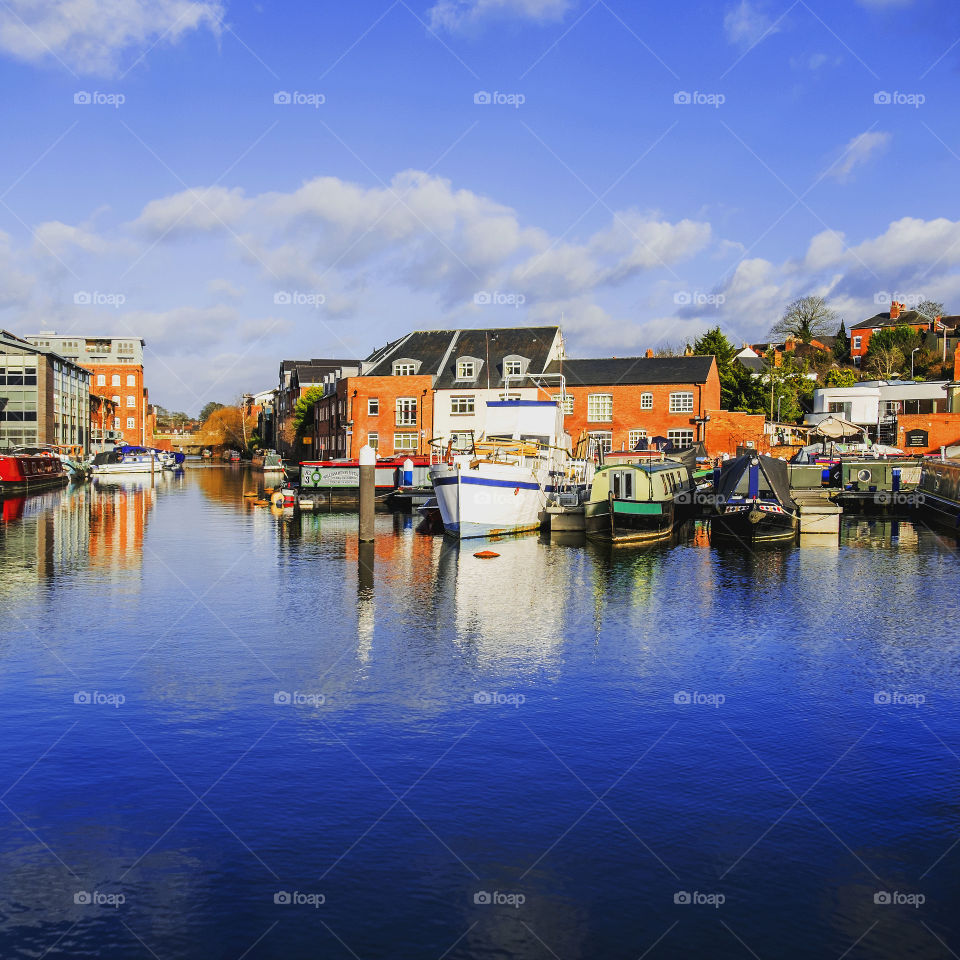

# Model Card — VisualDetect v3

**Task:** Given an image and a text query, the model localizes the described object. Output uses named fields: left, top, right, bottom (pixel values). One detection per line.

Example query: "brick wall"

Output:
left=85, top=363, right=145, bottom=444
left=562, top=367, right=720, bottom=451
left=895, top=413, right=960, bottom=455
left=703, top=409, right=768, bottom=457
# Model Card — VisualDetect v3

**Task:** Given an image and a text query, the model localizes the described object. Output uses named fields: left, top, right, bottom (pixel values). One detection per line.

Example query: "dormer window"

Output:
left=504, top=359, right=523, bottom=377
left=392, top=358, right=421, bottom=376
left=457, top=359, right=476, bottom=379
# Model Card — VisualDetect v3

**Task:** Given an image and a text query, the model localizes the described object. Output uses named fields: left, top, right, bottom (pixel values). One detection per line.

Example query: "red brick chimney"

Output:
left=645, top=348, right=653, bottom=358
left=890, top=300, right=903, bottom=320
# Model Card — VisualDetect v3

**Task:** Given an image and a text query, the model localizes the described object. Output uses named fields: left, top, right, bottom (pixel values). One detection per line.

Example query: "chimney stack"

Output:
left=645, top=348, right=654, bottom=358
left=890, top=300, right=903, bottom=320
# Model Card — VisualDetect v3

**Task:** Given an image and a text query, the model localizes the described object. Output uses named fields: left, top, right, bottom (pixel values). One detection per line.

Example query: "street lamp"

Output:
left=776, top=395, right=784, bottom=422
left=911, top=346, right=920, bottom=380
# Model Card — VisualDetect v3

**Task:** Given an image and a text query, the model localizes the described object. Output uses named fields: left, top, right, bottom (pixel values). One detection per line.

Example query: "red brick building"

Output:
left=543, top=353, right=721, bottom=453
left=850, top=301, right=943, bottom=365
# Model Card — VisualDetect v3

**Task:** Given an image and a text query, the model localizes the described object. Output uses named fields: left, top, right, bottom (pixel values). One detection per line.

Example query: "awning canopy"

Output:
left=813, top=416, right=864, bottom=439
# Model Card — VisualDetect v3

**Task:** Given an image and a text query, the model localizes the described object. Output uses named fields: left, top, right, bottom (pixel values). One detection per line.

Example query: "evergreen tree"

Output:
left=833, top=320, right=848, bottom=361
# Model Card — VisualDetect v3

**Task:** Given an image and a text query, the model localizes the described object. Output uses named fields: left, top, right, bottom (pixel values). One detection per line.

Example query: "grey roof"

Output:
left=362, top=327, right=560, bottom=387
left=737, top=356, right=769, bottom=374
left=852, top=310, right=934, bottom=331
left=544, top=355, right=715, bottom=386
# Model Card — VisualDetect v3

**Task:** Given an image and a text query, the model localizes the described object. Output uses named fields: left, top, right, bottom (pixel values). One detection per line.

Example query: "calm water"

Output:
left=1, top=466, right=959, bottom=958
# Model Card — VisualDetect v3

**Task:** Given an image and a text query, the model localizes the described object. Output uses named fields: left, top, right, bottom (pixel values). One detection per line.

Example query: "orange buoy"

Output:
left=474, top=550, right=500, bottom=558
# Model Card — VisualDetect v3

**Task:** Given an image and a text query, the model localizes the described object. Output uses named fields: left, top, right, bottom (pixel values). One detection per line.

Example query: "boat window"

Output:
left=623, top=471, right=633, bottom=499
left=612, top=472, right=621, bottom=499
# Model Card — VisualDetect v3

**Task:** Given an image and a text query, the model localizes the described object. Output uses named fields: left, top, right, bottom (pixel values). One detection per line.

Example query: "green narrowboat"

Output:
left=584, top=460, right=693, bottom=543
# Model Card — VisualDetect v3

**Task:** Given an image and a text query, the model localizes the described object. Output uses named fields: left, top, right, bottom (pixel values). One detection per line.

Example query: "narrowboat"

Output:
left=252, top=448, right=284, bottom=471
left=584, top=458, right=693, bottom=543
left=0, top=451, right=68, bottom=493
left=711, top=454, right=798, bottom=541
left=916, top=459, right=960, bottom=533
left=299, top=455, right=432, bottom=509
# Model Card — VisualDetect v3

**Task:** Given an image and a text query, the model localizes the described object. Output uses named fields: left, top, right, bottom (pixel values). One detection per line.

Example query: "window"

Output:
left=126, top=374, right=136, bottom=386
left=367, top=432, right=379, bottom=450
left=113, top=417, right=121, bottom=429
left=852, top=336, right=862, bottom=350
left=640, top=392, right=653, bottom=409
left=669, top=391, right=694, bottom=413
left=450, top=432, right=474, bottom=450
left=588, top=431, right=612, bottom=454
left=456, top=359, right=476, bottom=379
left=504, top=359, right=523, bottom=377
left=498, top=392, right=521, bottom=401
left=552, top=394, right=574, bottom=415
left=126, top=396, right=136, bottom=407
left=450, top=395, right=475, bottom=415
left=611, top=471, right=634, bottom=500
left=393, top=363, right=417, bottom=376
left=112, top=395, right=120, bottom=404
left=587, top=394, right=613, bottom=422
left=667, top=429, right=694, bottom=449
left=97, top=374, right=105, bottom=386
left=394, top=432, right=417, bottom=450
left=628, top=429, right=647, bottom=448
left=395, top=398, right=417, bottom=426
left=112, top=374, right=120, bottom=386
left=368, top=398, right=379, bottom=416
left=126, top=417, right=136, bottom=429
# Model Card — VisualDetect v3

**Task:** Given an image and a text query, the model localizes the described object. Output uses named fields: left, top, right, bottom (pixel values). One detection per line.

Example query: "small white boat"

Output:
left=429, top=399, right=579, bottom=538
left=90, top=449, right=164, bottom=475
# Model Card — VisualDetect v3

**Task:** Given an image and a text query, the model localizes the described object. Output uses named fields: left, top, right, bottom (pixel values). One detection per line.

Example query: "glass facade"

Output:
left=0, top=355, right=39, bottom=449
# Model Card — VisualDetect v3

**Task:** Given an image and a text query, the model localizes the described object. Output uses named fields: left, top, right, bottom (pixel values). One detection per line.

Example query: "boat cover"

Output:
left=715, top=454, right=796, bottom=510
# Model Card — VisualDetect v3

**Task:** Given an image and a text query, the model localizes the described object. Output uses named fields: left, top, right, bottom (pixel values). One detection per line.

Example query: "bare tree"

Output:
left=867, top=344, right=905, bottom=380
left=771, top=295, right=839, bottom=343
left=914, top=299, right=945, bottom=321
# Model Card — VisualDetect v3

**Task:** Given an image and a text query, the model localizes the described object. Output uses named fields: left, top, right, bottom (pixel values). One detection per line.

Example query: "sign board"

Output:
left=905, top=429, right=928, bottom=448
left=300, top=466, right=359, bottom=489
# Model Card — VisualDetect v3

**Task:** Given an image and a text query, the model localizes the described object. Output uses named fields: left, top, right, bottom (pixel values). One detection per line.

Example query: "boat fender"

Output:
left=270, top=490, right=285, bottom=507
left=514, top=488, right=519, bottom=496
left=748, top=510, right=763, bottom=525
left=474, top=550, right=500, bottom=558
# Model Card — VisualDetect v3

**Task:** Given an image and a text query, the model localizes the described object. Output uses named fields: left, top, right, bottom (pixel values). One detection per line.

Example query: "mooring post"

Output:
left=359, top=444, right=375, bottom=542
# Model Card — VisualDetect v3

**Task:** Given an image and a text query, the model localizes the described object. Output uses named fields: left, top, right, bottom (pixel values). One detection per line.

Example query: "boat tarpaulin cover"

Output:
left=715, top=454, right=796, bottom=510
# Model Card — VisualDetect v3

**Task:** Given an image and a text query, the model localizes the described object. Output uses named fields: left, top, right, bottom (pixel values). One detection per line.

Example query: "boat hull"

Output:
left=584, top=497, right=679, bottom=543
left=430, top=463, right=548, bottom=538
left=711, top=506, right=798, bottom=541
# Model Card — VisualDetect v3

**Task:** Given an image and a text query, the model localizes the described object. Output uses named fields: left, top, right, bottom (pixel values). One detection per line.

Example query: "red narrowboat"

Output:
left=0, top=452, right=68, bottom=494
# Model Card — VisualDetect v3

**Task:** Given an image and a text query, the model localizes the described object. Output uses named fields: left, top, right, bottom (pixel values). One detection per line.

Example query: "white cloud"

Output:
left=825, top=130, right=890, bottom=181
left=134, top=186, right=252, bottom=237
left=428, top=0, right=574, bottom=32
left=208, top=277, right=244, bottom=299
left=724, top=0, right=779, bottom=49
left=0, top=0, right=224, bottom=75
left=33, top=220, right=111, bottom=256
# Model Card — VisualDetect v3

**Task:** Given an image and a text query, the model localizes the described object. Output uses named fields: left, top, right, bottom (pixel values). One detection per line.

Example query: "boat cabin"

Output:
left=591, top=461, right=690, bottom=505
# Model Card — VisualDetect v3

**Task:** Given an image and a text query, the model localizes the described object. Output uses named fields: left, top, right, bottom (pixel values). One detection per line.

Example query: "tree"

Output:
left=204, top=405, right=256, bottom=451
left=833, top=321, right=849, bottom=362
left=915, top=300, right=944, bottom=322
left=200, top=401, right=225, bottom=422
left=868, top=344, right=905, bottom=379
left=824, top=368, right=857, bottom=388
left=771, top=295, right=839, bottom=343
left=292, top=387, right=324, bottom=438
left=866, top=325, right=923, bottom=380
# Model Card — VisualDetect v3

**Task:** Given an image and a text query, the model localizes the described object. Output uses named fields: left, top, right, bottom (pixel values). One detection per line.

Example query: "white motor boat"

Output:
left=429, top=399, right=578, bottom=538
left=90, top=449, right=164, bottom=475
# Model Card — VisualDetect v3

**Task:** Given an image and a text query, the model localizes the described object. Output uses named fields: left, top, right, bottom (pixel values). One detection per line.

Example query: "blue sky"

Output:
left=0, top=0, right=958, bottom=413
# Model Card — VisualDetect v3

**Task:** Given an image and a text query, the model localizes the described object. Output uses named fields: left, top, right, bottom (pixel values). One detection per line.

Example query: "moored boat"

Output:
left=711, top=454, right=798, bottom=542
left=429, top=399, right=575, bottom=539
left=0, top=451, right=68, bottom=493
left=90, top=449, right=163, bottom=475
left=252, top=448, right=284, bottom=471
left=584, top=457, right=693, bottom=543
left=916, top=458, right=960, bottom=533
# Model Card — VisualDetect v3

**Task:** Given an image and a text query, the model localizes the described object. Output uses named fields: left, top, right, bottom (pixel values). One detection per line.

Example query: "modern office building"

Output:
left=0, top=330, right=91, bottom=451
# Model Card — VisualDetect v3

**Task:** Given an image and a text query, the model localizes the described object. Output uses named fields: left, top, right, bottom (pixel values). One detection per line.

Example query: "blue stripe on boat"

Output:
left=433, top=475, right=541, bottom=491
